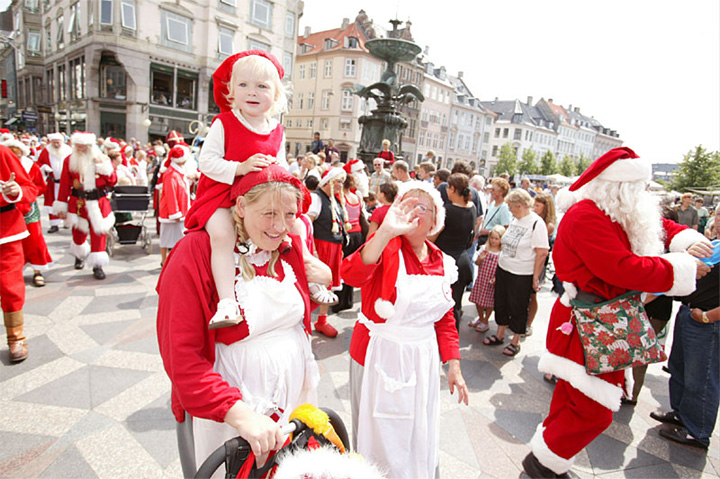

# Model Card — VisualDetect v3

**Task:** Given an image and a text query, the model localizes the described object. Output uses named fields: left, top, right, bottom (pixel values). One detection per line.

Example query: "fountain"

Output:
left=354, top=20, right=424, bottom=165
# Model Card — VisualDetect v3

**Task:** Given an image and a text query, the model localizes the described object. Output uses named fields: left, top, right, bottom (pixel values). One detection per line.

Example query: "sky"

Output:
left=300, top=0, right=720, bottom=164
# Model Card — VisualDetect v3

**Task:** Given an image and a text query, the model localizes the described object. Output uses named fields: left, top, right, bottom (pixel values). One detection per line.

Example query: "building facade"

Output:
left=2, top=0, right=302, bottom=141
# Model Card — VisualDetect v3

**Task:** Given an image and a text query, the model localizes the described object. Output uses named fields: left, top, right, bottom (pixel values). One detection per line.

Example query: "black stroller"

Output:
left=107, top=185, right=153, bottom=256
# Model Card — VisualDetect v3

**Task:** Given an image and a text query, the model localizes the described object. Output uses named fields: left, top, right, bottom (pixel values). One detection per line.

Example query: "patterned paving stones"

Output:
left=0, top=218, right=717, bottom=478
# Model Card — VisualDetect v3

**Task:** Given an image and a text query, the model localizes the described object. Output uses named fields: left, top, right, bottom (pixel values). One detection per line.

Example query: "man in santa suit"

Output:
left=523, top=147, right=712, bottom=478
left=1, top=145, right=38, bottom=362
left=36, top=132, right=72, bottom=233
left=158, top=144, right=191, bottom=266
left=53, top=132, right=117, bottom=280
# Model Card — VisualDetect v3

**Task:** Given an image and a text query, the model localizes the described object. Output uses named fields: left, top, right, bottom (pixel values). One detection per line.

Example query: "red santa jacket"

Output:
left=54, top=151, right=117, bottom=234
left=156, top=231, right=312, bottom=423
left=158, top=164, right=190, bottom=222
left=36, top=144, right=72, bottom=207
left=0, top=146, right=37, bottom=245
left=540, top=199, right=702, bottom=411
left=341, top=236, right=461, bottom=367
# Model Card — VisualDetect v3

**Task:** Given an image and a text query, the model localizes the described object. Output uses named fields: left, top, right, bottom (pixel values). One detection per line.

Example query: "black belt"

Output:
left=0, top=203, right=16, bottom=213
left=47, top=177, right=57, bottom=183
left=575, top=289, right=608, bottom=304
left=71, top=188, right=106, bottom=201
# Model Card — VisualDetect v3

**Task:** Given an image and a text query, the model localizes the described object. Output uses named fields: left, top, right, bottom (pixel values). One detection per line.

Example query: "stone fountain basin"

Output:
left=365, top=38, right=422, bottom=63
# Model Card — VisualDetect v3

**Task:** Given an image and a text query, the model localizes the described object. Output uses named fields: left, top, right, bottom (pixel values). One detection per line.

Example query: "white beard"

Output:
left=581, top=179, right=664, bottom=256
left=69, top=147, right=99, bottom=190
left=353, top=171, right=369, bottom=198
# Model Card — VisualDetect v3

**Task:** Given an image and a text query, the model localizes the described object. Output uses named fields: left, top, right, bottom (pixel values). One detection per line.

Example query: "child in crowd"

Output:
left=183, top=50, right=289, bottom=329
left=469, top=225, right=505, bottom=332
left=366, top=181, right=398, bottom=237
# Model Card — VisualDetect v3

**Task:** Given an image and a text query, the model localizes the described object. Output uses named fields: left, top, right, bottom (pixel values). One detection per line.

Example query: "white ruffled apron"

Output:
left=357, top=251, right=455, bottom=479
left=193, top=257, right=319, bottom=472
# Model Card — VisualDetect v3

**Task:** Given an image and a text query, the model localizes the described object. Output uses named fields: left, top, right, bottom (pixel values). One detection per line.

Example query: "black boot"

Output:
left=522, top=452, right=569, bottom=478
left=48, top=225, right=59, bottom=234
left=74, top=257, right=85, bottom=270
left=93, top=267, right=106, bottom=280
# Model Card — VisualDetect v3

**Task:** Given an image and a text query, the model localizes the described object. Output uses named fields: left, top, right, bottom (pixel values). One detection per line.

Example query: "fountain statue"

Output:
left=354, top=19, right=424, bottom=165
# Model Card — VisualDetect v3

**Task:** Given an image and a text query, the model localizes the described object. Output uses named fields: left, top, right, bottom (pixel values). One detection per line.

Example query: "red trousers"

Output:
left=72, top=227, right=107, bottom=253
left=0, top=240, right=25, bottom=312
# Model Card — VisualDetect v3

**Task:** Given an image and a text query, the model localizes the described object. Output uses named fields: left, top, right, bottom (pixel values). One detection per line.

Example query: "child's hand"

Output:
left=475, top=250, right=486, bottom=265
left=236, top=154, right=273, bottom=176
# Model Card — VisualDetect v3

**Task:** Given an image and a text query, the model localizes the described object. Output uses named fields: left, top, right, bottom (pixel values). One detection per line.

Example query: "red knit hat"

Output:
left=213, top=50, right=284, bottom=114
left=569, top=147, right=650, bottom=191
left=230, top=164, right=311, bottom=216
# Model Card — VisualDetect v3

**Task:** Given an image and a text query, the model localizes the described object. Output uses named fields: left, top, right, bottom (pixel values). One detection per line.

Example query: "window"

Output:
left=299, top=64, right=305, bottom=80
left=307, top=92, right=314, bottom=109
left=296, top=93, right=303, bottom=110
left=321, top=90, right=331, bottom=110
left=346, top=37, right=358, bottom=48
left=483, top=132, right=489, bottom=143
left=57, top=63, right=67, bottom=101
left=167, top=16, right=188, bottom=44
left=100, top=57, right=126, bottom=99
left=285, top=119, right=292, bottom=128
left=151, top=67, right=173, bottom=106
left=121, top=0, right=135, bottom=30
left=282, top=52, right=292, bottom=79
left=27, top=32, right=41, bottom=54
left=57, top=15, right=64, bottom=49
left=161, top=11, right=192, bottom=51
left=220, top=0, right=235, bottom=6
left=46, top=68, right=54, bottom=103
left=68, top=3, right=81, bottom=41
left=100, top=0, right=112, bottom=25
left=250, top=0, right=271, bottom=30
left=176, top=70, right=197, bottom=110
left=503, top=128, right=509, bottom=138
left=25, top=0, right=40, bottom=13
left=340, top=119, right=351, bottom=130
left=218, top=27, right=233, bottom=57
left=320, top=118, right=328, bottom=130
left=295, top=119, right=302, bottom=128
left=324, top=60, right=332, bottom=78
left=419, top=131, right=425, bottom=146
left=341, top=89, right=353, bottom=111
left=309, top=62, right=316, bottom=79
left=344, top=58, right=356, bottom=77
left=492, top=145, right=498, bottom=156
left=247, top=39, right=269, bottom=51
left=69, top=56, right=85, bottom=99
left=514, top=128, right=521, bottom=140
left=45, top=23, right=51, bottom=53
left=306, top=119, right=313, bottom=128
left=285, top=12, right=294, bottom=38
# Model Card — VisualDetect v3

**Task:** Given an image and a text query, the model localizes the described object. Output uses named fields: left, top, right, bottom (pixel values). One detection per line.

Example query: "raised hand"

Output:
left=377, top=196, right=422, bottom=239
left=1, top=172, right=20, bottom=198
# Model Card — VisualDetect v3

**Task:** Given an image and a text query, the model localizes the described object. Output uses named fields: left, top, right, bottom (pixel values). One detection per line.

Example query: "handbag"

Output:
left=570, top=290, right=666, bottom=375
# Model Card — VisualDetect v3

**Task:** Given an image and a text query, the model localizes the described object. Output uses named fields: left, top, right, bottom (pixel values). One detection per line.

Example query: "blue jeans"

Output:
left=668, top=305, right=720, bottom=445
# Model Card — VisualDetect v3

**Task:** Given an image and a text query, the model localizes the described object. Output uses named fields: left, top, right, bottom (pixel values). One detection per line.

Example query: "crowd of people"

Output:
left=1, top=48, right=718, bottom=479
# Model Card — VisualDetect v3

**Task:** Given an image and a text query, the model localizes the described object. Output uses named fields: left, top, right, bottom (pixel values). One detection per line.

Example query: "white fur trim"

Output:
left=67, top=213, right=89, bottom=233
left=555, top=187, right=578, bottom=213
left=660, top=252, right=697, bottom=297
left=375, top=298, right=395, bottom=319
left=52, top=201, right=68, bottom=215
left=668, top=228, right=708, bottom=253
left=71, top=240, right=91, bottom=260
left=103, top=137, right=120, bottom=150
left=47, top=133, right=64, bottom=141
left=272, top=446, right=386, bottom=479
left=94, top=157, right=114, bottom=177
left=2, top=187, right=22, bottom=203
left=0, top=230, right=29, bottom=245
left=4, top=139, right=30, bottom=157
left=1, top=133, right=13, bottom=142
left=86, top=251, right=109, bottom=269
left=530, top=424, right=575, bottom=475
left=85, top=200, right=115, bottom=234
left=71, top=132, right=96, bottom=145
left=597, top=156, right=652, bottom=183
left=319, top=167, right=346, bottom=187
left=25, top=261, right=53, bottom=271
left=396, top=181, right=446, bottom=236
left=538, top=353, right=623, bottom=411
left=624, top=368, right=635, bottom=399
left=559, top=282, right=577, bottom=307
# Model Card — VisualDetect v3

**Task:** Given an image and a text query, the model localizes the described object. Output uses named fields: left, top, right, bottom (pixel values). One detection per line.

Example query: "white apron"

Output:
left=357, top=250, right=457, bottom=479
left=193, top=255, right=319, bottom=472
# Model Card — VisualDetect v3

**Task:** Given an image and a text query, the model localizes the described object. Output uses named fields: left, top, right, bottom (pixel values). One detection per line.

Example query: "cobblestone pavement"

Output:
left=1, top=217, right=718, bottom=478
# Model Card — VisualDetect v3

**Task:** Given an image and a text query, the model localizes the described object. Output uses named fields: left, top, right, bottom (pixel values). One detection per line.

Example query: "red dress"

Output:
left=184, top=112, right=284, bottom=232
left=20, top=157, right=53, bottom=270
left=468, top=247, right=499, bottom=308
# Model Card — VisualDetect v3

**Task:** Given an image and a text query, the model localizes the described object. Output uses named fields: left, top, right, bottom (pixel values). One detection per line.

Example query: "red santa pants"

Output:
left=0, top=240, right=26, bottom=312
left=72, top=227, right=107, bottom=254
left=541, top=376, right=619, bottom=460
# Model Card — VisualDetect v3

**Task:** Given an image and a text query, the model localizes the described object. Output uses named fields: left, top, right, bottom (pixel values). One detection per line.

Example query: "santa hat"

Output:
left=47, top=132, right=64, bottom=142
left=163, top=144, right=191, bottom=170
left=1, top=133, right=13, bottom=142
left=122, top=144, right=133, bottom=156
left=71, top=131, right=97, bottom=145
left=343, top=159, right=365, bottom=175
left=4, top=138, right=30, bottom=157
left=318, top=167, right=346, bottom=187
left=165, top=130, right=184, bottom=147
left=104, top=137, right=121, bottom=151
left=20, top=136, right=30, bottom=144
left=0, top=128, right=9, bottom=134
left=230, top=163, right=312, bottom=216
left=569, top=147, right=650, bottom=191
left=212, top=50, right=284, bottom=113
left=374, top=182, right=446, bottom=320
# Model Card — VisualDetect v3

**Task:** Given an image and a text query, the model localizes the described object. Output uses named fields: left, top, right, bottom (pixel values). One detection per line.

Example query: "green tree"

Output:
left=540, top=150, right=557, bottom=175
left=493, top=142, right=518, bottom=176
left=575, top=154, right=592, bottom=175
left=518, top=147, right=537, bottom=175
left=671, top=145, right=720, bottom=191
left=559, top=154, right=575, bottom=177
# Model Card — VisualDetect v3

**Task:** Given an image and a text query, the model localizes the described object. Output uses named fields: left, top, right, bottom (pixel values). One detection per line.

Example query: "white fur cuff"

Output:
left=52, top=201, right=68, bottom=215
left=71, top=240, right=91, bottom=260
left=95, top=158, right=114, bottom=177
left=668, top=228, right=708, bottom=253
left=530, top=424, right=575, bottom=475
left=86, top=251, right=109, bottom=269
left=661, top=252, right=697, bottom=297
left=2, top=188, right=22, bottom=203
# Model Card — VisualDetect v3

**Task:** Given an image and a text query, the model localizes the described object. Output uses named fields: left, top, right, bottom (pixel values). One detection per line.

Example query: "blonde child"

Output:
left=468, top=225, right=505, bottom=332
left=183, top=50, right=289, bottom=329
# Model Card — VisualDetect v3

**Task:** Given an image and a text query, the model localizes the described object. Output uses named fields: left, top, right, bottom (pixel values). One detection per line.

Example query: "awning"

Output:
left=4, top=118, right=17, bottom=126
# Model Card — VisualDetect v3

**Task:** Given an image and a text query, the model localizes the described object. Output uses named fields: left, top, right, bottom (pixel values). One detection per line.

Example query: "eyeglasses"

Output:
left=415, top=204, right=432, bottom=215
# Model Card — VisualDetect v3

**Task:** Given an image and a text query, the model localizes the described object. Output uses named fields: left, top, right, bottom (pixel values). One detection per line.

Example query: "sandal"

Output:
left=309, top=283, right=339, bottom=306
left=32, top=273, right=46, bottom=287
left=208, top=298, right=244, bottom=329
left=483, top=334, right=504, bottom=346
left=503, top=343, right=521, bottom=356
left=475, top=322, right=490, bottom=333
left=543, top=374, right=558, bottom=385
left=468, top=318, right=480, bottom=328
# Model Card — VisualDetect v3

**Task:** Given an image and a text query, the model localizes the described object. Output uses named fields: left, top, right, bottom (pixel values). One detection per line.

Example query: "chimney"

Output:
left=458, top=71, right=464, bottom=79
left=424, top=45, right=430, bottom=56
left=341, top=18, right=349, bottom=28
left=548, top=98, right=553, bottom=103
left=304, top=26, right=311, bottom=37
left=574, top=107, right=580, bottom=113
left=527, top=96, right=533, bottom=105
left=568, top=104, right=573, bottom=112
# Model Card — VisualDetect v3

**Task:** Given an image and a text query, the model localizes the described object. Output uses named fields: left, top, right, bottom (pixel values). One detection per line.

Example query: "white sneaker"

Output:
left=208, top=298, right=243, bottom=329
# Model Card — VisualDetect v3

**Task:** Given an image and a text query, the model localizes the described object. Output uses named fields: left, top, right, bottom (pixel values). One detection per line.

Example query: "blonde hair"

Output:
left=505, top=189, right=533, bottom=209
left=490, top=224, right=506, bottom=238
left=232, top=182, right=300, bottom=281
left=225, top=55, right=288, bottom=117
left=382, top=139, right=391, bottom=147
